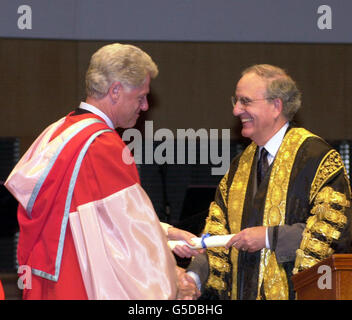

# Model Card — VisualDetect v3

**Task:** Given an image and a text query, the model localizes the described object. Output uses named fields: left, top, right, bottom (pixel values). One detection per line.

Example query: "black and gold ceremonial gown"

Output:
left=200, top=127, right=352, bottom=300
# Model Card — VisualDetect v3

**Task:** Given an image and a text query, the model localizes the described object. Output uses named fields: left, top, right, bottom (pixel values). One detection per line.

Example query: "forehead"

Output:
left=236, top=72, right=267, bottom=97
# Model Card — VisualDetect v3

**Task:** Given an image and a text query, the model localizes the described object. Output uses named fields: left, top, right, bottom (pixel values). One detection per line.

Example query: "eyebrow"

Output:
left=236, top=95, right=251, bottom=101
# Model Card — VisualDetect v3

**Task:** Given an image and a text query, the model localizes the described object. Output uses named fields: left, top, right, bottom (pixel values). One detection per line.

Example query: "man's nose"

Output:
left=233, top=101, right=244, bottom=117
left=140, top=98, right=149, bottom=112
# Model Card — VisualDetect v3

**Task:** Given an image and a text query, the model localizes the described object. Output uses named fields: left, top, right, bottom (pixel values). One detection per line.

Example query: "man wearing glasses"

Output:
left=185, top=64, right=352, bottom=300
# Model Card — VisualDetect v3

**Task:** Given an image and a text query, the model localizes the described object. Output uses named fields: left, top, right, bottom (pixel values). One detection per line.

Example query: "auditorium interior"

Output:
left=1, top=38, right=352, bottom=299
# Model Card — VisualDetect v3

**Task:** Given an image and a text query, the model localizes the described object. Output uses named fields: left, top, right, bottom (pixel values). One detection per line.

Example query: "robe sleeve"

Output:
left=268, top=223, right=306, bottom=263
left=293, top=150, right=352, bottom=274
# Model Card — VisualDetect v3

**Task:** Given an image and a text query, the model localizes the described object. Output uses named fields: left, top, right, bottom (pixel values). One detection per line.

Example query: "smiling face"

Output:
left=233, top=72, right=284, bottom=146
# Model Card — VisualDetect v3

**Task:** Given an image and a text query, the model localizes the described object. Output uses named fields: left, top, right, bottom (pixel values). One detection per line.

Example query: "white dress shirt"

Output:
left=78, top=101, right=115, bottom=130
left=260, top=122, right=289, bottom=166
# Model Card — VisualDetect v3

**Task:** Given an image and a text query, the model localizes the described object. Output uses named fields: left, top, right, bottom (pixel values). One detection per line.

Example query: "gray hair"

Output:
left=85, top=43, right=158, bottom=99
left=242, top=64, right=302, bottom=120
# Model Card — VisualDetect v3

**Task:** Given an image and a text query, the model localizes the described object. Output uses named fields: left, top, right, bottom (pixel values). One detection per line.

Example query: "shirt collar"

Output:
left=78, top=102, right=115, bottom=129
left=262, top=122, right=289, bottom=161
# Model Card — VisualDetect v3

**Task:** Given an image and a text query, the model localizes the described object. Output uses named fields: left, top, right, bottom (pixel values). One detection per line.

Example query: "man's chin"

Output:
left=241, top=128, right=252, bottom=139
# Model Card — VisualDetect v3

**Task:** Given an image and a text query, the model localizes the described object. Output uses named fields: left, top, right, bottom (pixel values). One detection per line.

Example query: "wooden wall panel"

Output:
left=1, top=39, right=352, bottom=155
left=0, top=39, right=79, bottom=153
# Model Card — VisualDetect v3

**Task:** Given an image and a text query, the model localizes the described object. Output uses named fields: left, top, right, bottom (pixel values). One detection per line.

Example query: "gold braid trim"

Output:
left=208, top=255, right=231, bottom=273
left=310, top=150, right=346, bottom=204
left=310, top=221, right=341, bottom=240
left=204, top=212, right=228, bottom=236
left=258, top=128, right=316, bottom=300
left=293, top=187, right=349, bottom=274
left=218, top=172, right=229, bottom=208
left=207, top=274, right=227, bottom=292
left=314, top=186, right=351, bottom=208
left=228, top=142, right=257, bottom=299
left=311, top=203, right=347, bottom=227
left=294, top=249, right=321, bottom=271
left=204, top=202, right=230, bottom=295
left=208, top=246, right=230, bottom=255
left=302, top=232, right=334, bottom=256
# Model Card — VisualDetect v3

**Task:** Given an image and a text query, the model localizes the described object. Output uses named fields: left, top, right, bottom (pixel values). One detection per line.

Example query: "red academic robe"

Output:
left=0, top=280, right=4, bottom=300
left=6, top=112, right=177, bottom=300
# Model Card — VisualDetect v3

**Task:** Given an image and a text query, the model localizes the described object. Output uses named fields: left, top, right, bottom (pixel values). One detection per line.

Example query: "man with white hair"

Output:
left=5, top=43, right=199, bottom=300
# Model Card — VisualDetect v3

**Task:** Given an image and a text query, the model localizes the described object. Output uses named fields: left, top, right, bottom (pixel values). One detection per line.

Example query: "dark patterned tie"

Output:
left=257, top=147, right=269, bottom=186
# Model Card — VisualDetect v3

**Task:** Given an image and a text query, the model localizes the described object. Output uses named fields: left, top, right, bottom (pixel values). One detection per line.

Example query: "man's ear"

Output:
left=109, top=82, right=121, bottom=101
left=273, top=98, right=283, bottom=117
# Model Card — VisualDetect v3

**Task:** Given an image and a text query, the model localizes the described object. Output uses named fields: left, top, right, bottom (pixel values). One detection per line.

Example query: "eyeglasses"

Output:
left=231, top=96, right=270, bottom=108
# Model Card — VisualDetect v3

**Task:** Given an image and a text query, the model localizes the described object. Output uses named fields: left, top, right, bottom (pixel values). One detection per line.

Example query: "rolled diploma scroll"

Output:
left=168, top=234, right=235, bottom=250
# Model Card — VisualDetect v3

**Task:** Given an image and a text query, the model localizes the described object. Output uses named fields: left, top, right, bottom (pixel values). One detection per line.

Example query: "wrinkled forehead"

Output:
left=235, top=72, right=268, bottom=97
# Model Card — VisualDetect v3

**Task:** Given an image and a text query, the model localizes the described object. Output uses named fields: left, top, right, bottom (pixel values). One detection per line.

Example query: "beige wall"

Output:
left=1, top=39, right=352, bottom=154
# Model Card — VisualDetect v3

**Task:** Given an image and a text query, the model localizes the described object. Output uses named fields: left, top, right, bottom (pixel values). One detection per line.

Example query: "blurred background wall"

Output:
left=1, top=39, right=352, bottom=154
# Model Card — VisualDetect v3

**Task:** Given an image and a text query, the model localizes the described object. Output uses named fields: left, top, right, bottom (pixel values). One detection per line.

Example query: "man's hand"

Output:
left=167, top=227, right=205, bottom=258
left=176, top=267, right=200, bottom=300
left=225, top=226, right=267, bottom=252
